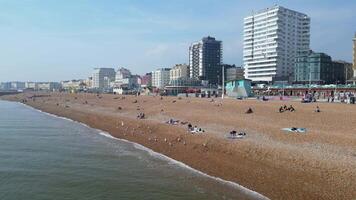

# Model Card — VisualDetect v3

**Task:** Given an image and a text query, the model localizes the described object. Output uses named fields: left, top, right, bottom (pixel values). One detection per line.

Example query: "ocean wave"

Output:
left=17, top=102, right=269, bottom=200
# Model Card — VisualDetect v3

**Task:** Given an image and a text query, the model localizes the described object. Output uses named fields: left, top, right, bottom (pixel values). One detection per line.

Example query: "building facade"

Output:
left=189, top=36, right=222, bottom=85
left=243, top=6, right=310, bottom=82
left=92, top=68, right=116, bottom=89
left=223, top=65, right=245, bottom=82
left=294, top=51, right=345, bottom=84
left=151, top=68, right=171, bottom=89
left=141, top=73, right=152, bottom=88
left=169, top=64, right=189, bottom=81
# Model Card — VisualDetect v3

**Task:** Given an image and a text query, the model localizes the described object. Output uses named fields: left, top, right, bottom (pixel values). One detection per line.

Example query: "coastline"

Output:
left=16, top=100, right=268, bottom=200
left=2, top=92, right=356, bottom=200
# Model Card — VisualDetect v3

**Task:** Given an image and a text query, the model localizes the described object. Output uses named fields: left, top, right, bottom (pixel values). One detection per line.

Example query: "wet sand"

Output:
left=2, top=92, right=356, bottom=200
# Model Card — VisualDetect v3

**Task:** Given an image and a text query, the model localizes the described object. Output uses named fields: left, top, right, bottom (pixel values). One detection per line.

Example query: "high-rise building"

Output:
left=294, top=51, right=345, bottom=84
left=189, top=36, right=222, bottom=85
left=243, top=6, right=310, bottom=82
left=151, top=68, right=171, bottom=89
left=92, top=68, right=116, bottom=89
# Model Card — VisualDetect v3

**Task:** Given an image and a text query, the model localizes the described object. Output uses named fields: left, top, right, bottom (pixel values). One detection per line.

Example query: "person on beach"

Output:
left=245, top=107, right=253, bottom=114
left=315, top=106, right=321, bottom=113
left=288, top=105, right=295, bottom=112
left=279, top=106, right=284, bottom=113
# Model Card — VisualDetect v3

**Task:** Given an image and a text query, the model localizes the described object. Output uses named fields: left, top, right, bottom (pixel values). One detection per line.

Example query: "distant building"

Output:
left=334, top=60, right=353, bottom=81
left=294, top=51, right=345, bottom=84
left=243, top=6, right=310, bottom=82
left=189, top=36, right=222, bottom=85
left=61, top=80, right=86, bottom=91
left=25, top=82, right=38, bottom=90
left=141, top=73, right=152, bottom=88
left=92, top=68, right=116, bottom=89
left=152, top=68, right=170, bottom=89
left=115, top=67, right=131, bottom=82
left=223, top=65, right=245, bottom=82
left=0, top=82, right=11, bottom=90
left=37, top=82, right=61, bottom=91
left=10, top=82, right=26, bottom=90
left=170, top=64, right=189, bottom=81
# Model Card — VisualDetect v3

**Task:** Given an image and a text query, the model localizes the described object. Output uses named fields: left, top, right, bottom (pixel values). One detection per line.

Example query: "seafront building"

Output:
left=140, top=73, right=152, bottom=88
left=92, top=68, right=116, bottom=89
left=169, top=64, right=189, bottom=81
left=294, top=51, right=345, bottom=84
left=151, top=68, right=171, bottom=89
left=189, top=36, right=222, bottom=85
left=223, top=65, right=245, bottom=82
left=243, top=6, right=310, bottom=82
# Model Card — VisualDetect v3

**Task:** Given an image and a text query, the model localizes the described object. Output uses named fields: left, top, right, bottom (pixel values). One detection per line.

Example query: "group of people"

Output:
left=229, top=130, right=247, bottom=138
left=137, top=112, right=145, bottom=119
left=279, top=105, right=295, bottom=113
left=166, top=118, right=179, bottom=125
left=187, top=123, right=205, bottom=134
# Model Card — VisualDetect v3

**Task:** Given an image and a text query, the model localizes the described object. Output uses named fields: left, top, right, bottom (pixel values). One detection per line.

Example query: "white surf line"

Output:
left=18, top=102, right=270, bottom=200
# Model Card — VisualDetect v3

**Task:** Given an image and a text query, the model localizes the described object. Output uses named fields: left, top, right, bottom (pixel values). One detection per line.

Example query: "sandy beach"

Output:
left=2, top=92, right=356, bottom=200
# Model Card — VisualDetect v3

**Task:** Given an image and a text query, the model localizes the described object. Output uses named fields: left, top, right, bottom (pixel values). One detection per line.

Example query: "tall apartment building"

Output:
left=151, top=68, right=171, bottom=89
left=243, top=6, right=310, bottom=82
left=189, top=36, right=222, bottom=85
left=92, top=68, right=116, bottom=89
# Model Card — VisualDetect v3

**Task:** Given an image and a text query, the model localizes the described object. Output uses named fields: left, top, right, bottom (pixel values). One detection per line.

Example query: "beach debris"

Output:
left=172, top=100, right=176, bottom=103
left=121, top=121, right=124, bottom=127
left=117, top=106, right=122, bottom=110
left=183, top=141, right=186, bottom=145
left=178, top=97, right=182, bottom=100
left=132, top=100, right=138, bottom=103
left=282, top=127, right=307, bottom=133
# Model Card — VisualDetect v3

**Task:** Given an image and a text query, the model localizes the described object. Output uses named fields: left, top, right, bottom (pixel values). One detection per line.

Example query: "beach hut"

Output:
left=225, top=79, right=252, bottom=98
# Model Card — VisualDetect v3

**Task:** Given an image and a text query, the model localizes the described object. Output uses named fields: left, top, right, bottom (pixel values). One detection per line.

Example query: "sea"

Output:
left=0, top=100, right=264, bottom=200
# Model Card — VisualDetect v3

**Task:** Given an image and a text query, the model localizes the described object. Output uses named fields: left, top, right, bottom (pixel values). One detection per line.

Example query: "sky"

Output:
left=0, top=0, right=355, bottom=82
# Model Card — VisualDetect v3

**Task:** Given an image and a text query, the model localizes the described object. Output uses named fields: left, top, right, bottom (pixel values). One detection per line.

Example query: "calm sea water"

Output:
left=0, top=100, right=261, bottom=200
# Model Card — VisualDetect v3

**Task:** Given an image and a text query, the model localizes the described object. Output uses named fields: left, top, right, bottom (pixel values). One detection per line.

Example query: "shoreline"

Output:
left=16, top=100, right=268, bottom=200
left=15, top=101, right=269, bottom=200
left=2, top=92, right=356, bottom=200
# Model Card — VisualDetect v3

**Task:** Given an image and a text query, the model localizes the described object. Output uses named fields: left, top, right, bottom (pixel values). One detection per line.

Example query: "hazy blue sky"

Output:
left=0, top=0, right=355, bottom=82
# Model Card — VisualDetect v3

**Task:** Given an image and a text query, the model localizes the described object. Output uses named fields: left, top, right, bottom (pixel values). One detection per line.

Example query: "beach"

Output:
left=2, top=92, right=356, bottom=200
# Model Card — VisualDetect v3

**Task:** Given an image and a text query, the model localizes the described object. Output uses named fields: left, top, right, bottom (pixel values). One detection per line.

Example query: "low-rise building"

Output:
left=141, top=73, right=152, bottom=88
left=37, top=82, right=61, bottom=91
left=294, top=51, right=346, bottom=84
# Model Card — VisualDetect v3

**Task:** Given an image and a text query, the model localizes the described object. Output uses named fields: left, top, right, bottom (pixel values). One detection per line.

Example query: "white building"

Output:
left=169, top=64, right=189, bottom=80
left=243, top=5, right=310, bottom=82
left=152, top=68, right=171, bottom=89
left=92, top=68, right=116, bottom=89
